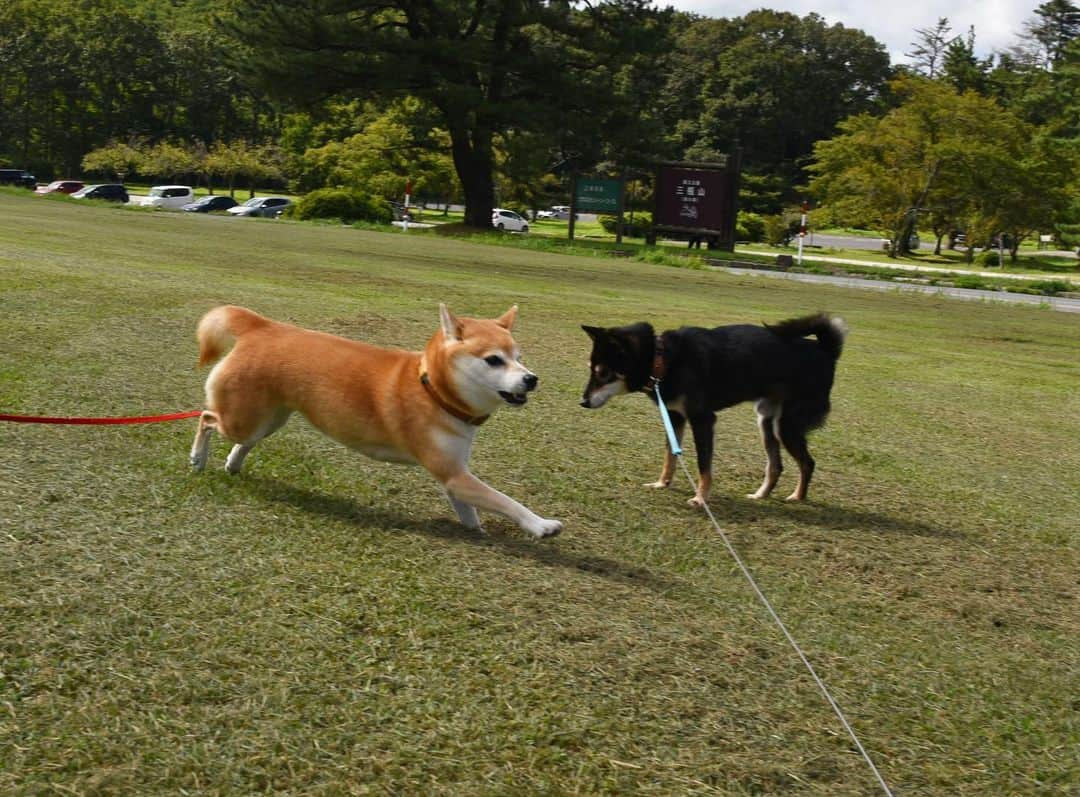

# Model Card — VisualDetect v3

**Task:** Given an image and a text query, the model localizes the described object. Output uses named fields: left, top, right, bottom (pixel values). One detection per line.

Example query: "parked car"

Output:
left=227, top=196, right=292, bottom=218
left=0, top=168, right=37, bottom=189
left=492, top=208, right=528, bottom=233
left=71, top=184, right=129, bottom=203
left=181, top=195, right=238, bottom=213
left=35, top=180, right=84, bottom=195
left=135, top=185, right=194, bottom=209
left=536, top=205, right=574, bottom=220
left=879, top=233, right=921, bottom=251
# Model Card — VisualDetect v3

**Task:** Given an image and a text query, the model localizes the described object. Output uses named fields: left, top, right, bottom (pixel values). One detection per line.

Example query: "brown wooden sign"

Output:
left=651, top=157, right=740, bottom=250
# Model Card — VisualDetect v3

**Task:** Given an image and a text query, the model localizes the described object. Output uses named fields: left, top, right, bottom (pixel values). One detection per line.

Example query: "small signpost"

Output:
left=797, top=200, right=809, bottom=266
left=570, top=176, right=625, bottom=242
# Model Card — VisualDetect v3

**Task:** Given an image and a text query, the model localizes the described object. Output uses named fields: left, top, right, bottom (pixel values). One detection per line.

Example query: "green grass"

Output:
left=1, top=192, right=1078, bottom=795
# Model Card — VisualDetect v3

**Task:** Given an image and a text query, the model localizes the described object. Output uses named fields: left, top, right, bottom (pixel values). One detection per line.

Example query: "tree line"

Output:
left=1, top=0, right=1076, bottom=248
left=812, top=4, right=1080, bottom=257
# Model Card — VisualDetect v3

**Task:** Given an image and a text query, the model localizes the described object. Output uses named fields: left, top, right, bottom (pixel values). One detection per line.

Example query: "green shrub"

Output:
left=952, top=274, right=990, bottom=290
left=764, top=213, right=800, bottom=246
left=598, top=212, right=651, bottom=238
left=735, top=211, right=766, bottom=242
left=289, top=188, right=393, bottom=223
left=1023, top=280, right=1071, bottom=295
left=977, top=249, right=1004, bottom=268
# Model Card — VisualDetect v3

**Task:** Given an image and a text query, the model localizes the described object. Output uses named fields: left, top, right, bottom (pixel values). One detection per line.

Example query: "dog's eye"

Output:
left=484, top=355, right=505, bottom=367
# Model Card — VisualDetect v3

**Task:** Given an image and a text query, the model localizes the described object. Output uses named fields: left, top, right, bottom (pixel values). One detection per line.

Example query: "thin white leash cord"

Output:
left=655, top=386, right=894, bottom=796
left=674, top=458, right=894, bottom=796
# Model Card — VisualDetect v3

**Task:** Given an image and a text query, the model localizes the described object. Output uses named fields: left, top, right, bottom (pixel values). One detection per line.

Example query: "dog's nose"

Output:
left=523, top=373, right=538, bottom=391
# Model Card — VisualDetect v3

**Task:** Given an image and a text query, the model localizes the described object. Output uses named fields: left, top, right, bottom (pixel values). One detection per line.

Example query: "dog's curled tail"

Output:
left=767, top=313, right=848, bottom=360
left=196, top=305, right=269, bottom=367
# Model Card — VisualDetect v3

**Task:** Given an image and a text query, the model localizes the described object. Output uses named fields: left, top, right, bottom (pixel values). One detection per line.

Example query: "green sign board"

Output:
left=574, top=177, right=621, bottom=213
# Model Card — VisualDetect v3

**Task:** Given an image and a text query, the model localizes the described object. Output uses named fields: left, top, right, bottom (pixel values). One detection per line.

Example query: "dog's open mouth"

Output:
left=499, top=391, right=528, bottom=406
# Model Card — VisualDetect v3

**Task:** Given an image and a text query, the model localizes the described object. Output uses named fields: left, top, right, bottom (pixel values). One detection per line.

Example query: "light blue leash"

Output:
left=653, top=382, right=682, bottom=455
left=649, top=378, right=893, bottom=797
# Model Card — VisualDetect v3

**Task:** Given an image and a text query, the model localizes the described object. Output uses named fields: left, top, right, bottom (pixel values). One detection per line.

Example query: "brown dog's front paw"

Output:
left=687, top=495, right=706, bottom=509
left=525, top=517, right=562, bottom=539
left=643, top=480, right=670, bottom=490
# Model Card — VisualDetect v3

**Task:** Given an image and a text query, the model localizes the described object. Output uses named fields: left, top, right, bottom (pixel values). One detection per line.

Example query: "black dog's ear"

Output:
left=581, top=325, right=604, bottom=341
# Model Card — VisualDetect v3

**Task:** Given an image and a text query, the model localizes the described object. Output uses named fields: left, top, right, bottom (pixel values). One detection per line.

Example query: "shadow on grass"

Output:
left=241, top=476, right=681, bottom=594
left=710, top=493, right=964, bottom=540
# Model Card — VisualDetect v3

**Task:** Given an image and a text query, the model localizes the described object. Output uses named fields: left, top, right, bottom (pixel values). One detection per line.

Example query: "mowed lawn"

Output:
left=1, top=192, right=1077, bottom=795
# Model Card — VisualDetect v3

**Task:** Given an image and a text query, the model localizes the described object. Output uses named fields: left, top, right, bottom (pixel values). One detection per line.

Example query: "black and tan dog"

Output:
left=580, top=314, right=847, bottom=506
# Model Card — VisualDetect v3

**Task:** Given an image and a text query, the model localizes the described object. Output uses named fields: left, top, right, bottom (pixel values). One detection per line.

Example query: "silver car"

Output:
left=227, top=196, right=292, bottom=218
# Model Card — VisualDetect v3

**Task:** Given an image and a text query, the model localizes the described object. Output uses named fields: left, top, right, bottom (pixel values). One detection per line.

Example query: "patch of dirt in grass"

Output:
left=323, top=311, right=410, bottom=343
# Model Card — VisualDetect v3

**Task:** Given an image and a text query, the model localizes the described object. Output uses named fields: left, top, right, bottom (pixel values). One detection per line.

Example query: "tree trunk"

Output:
left=448, top=119, right=496, bottom=229
left=894, top=210, right=918, bottom=256
left=894, top=162, right=941, bottom=257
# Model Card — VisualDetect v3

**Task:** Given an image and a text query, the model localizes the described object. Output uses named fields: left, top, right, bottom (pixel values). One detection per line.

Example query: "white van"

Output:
left=136, top=185, right=195, bottom=209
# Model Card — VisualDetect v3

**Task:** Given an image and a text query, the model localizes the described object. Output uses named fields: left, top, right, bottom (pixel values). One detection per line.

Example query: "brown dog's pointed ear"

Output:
left=581, top=325, right=603, bottom=341
left=495, top=305, right=518, bottom=331
left=439, top=303, right=463, bottom=342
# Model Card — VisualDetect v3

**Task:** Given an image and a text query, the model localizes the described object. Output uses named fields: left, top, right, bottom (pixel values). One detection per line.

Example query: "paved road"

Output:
left=714, top=265, right=1080, bottom=314
left=803, top=233, right=1079, bottom=260
left=807, top=233, right=887, bottom=251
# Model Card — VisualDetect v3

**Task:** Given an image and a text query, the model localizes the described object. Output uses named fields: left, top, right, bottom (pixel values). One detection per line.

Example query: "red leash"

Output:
left=0, top=410, right=202, bottom=425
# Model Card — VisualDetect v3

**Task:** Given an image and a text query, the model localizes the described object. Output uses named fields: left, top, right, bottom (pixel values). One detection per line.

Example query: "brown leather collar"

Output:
left=644, top=336, right=667, bottom=393
left=420, top=372, right=489, bottom=426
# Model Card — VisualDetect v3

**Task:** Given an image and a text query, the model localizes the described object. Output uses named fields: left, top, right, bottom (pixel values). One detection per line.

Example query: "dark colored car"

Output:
left=0, top=168, right=37, bottom=189
left=71, top=184, right=129, bottom=203
left=181, top=195, right=239, bottom=213
left=35, top=180, right=85, bottom=195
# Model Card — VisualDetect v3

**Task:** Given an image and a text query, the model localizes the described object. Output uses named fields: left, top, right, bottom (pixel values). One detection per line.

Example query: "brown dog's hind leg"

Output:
left=224, top=408, right=293, bottom=474
left=189, top=410, right=220, bottom=471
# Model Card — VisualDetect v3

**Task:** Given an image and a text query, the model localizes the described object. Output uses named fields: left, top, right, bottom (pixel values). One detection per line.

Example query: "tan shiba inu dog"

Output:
left=189, top=304, right=562, bottom=538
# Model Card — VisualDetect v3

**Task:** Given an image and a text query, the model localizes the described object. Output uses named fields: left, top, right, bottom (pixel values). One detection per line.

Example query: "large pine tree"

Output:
left=1027, top=0, right=1080, bottom=66
left=222, top=0, right=670, bottom=227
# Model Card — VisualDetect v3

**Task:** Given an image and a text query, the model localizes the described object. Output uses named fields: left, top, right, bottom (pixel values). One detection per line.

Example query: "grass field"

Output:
left=1, top=192, right=1077, bottom=795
